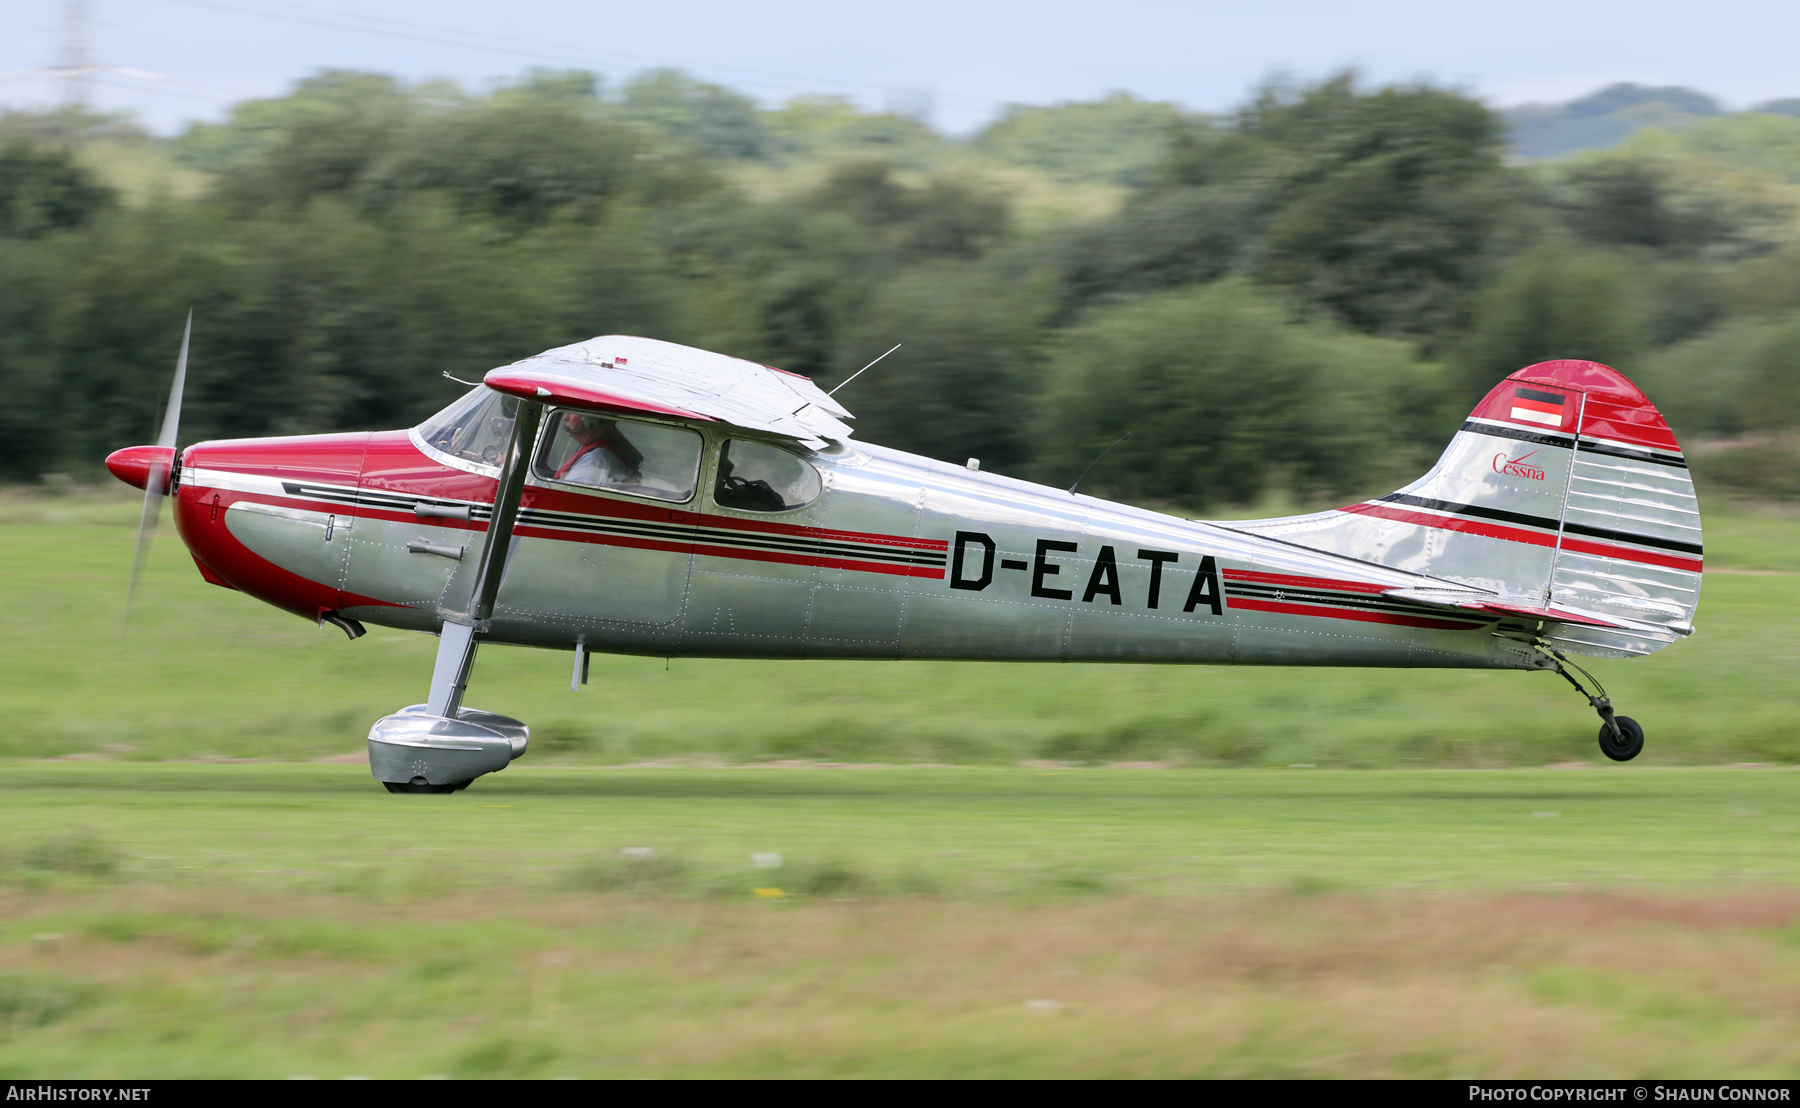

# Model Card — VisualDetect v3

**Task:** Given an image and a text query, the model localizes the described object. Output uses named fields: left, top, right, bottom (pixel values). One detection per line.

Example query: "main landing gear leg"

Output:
left=368, top=398, right=544, bottom=795
left=1539, top=644, right=1644, bottom=762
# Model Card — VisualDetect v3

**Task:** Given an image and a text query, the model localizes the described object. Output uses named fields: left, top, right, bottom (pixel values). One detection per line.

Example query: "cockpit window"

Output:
left=417, top=387, right=518, bottom=469
left=714, top=439, right=822, bottom=512
left=534, top=409, right=702, bottom=503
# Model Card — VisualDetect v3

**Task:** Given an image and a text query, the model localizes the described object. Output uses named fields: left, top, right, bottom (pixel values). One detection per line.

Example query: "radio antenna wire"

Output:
left=827, top=343, right=902, bottom=398
left=1068, top=431, right=1130, bottom=496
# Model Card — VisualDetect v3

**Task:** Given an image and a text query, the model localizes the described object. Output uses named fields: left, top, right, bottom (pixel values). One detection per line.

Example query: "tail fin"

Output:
left=1229, top=360, right=1702, bottom=658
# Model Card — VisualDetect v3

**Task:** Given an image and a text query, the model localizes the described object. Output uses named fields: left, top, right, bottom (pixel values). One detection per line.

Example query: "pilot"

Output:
left=554, top=412, right=644, bottom=487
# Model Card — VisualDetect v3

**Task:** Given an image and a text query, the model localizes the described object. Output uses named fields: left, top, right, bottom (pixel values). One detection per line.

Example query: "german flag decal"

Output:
left=1510, top=387, right=1568, bottom=428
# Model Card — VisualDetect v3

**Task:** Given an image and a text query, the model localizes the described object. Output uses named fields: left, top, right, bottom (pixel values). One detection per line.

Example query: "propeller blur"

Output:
left=121, top=308, right=190, bottom=627
left=106, top=333, right=1701, bottom=791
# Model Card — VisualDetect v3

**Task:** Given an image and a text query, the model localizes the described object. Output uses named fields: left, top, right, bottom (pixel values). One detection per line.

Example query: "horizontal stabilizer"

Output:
left=1380, top=588, right=1628, bottom=629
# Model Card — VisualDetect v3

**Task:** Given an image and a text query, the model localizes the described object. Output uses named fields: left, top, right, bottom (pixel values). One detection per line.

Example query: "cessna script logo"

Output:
left=1493, top=449, right=1546, bottom=482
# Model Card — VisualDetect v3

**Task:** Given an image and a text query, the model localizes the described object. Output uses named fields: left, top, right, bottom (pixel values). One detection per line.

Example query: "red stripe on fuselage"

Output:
left=219, top=485, right=945, bottom=579
left=691, top=510, right=947, bottom=551
left=1228, top=597, right=1482, bottom=631
left=689, top=543, right=945, bottom=578
left=505, top=522, right=941, bottom=578
left=1340, top=501, right=1558, bottom=547
left=509, top=522, right=689, bottom=557
left=1221, top=569, right=1392, bottom=594
left=1339, top=502, right=1701, bottom=571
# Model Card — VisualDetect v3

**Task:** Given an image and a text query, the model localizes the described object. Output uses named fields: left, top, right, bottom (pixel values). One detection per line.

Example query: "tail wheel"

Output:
left=382, top=779, right=461, bottom=795
left=1598, top=715, right=1644, bottom=762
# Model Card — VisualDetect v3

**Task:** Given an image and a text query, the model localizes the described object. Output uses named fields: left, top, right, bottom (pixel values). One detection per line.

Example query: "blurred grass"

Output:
left=1, top=487, right=1793, bottom=766
left=0, top=762, right=1796, bottom=1077
left=1, top=761, right=1796, bottom=892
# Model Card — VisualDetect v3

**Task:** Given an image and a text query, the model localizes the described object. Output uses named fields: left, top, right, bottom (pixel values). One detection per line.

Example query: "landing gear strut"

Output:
left=1540, top=644, right=1643, bottom=761
left=368, top=399, right=543, bottom=795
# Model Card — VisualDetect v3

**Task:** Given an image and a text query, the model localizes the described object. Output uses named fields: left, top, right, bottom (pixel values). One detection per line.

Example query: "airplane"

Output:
left=106, top=325, right=1702, bottom=793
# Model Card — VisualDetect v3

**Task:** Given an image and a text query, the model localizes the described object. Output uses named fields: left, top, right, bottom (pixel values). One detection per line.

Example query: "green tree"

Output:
left=828, top=258, right=1052, bottom=470
left=1553, top=153, right=1794, bottom=260
left=1463, top=246, right=1647, bottom=397
left=0, top=140, right=115, bottom=238
left=762, top=96, right=941, bottom=167
left=208, top=71, right=415, bottom=212
left=807, top=160, right=1010, bottom=259
left=1246, top=75, right=1513, bottom=338
left=1037, top=281, right=1452, bottom=511
left=1055, top=183, right=1258, bottom=315
left=1638, top=309, right=1800, bottom=436
left=655, top=196, right=891, bottom=378
left=361, top=84, right=655, bottom=225
left=1062, top=74, right=1514, bottom=342
left=971, top=93, right=1190, bottom=186
left=622, top=69, right=769, bottom=160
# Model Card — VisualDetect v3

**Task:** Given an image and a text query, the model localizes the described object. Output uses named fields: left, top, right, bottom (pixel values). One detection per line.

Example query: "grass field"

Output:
left=0, top=488, right=1796, bottom=1077
left=1, top=763, right=1798, bottom=1078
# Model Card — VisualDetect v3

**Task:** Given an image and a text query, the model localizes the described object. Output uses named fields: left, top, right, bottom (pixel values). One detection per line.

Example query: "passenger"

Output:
left=555, top=412, right=643, bottom=487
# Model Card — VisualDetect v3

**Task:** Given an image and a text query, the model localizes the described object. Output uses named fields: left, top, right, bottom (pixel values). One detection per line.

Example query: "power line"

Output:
left=0, top=0, right=161, bottom=106
left=157, top=0, right=998, bottom=113
left=92, top=71, right=238, bottom=104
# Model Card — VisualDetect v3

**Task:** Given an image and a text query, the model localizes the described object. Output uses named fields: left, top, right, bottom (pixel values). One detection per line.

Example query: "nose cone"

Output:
left=105, top=445, right=176, bottom=492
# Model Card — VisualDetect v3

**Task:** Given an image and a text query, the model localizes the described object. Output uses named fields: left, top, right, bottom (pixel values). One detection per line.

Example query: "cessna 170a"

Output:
left=107, top=329, right=1702, bottom=792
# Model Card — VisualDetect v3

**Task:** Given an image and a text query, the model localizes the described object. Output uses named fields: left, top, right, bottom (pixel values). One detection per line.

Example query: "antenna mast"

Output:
left=1, top=1, right=159, bottom=110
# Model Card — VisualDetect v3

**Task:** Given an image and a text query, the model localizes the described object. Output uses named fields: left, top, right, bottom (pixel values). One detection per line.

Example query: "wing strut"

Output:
left=424, top=398, right=543, bottom=719
left=468, top=399, right=544, bottom=624
left=366, top=401, right=543, bottom=794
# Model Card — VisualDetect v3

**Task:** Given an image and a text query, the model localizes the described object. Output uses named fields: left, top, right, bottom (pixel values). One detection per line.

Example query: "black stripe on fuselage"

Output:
left=272, top=482, right=942, bottom=567
left=279, top=482, right=491, bottom=518
left=1374, top=493, right=1702, bottom=556
left=281, top=481, right=372, bottom=507
left=1224, top=583, right=1488, bottom=624
left=693, top=530, right=947, bottom=567
left=1377, top=493, right=1561, bottom=532
left=519, top=507, right=946, bottom=567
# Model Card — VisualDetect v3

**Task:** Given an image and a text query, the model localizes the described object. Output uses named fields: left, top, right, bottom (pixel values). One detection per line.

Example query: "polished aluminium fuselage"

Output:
left=173, top=417, right=1537, bottom=672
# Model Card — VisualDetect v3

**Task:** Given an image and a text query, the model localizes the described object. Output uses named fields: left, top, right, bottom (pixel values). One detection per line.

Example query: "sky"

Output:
left=1, top=0, right=1797, bottom=135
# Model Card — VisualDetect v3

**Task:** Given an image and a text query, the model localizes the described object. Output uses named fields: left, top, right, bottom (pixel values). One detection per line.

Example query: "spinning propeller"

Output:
left=123, top=310, right=191, bottom=626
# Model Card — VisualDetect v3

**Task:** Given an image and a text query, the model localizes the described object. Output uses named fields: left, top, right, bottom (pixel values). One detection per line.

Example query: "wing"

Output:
left=483, top=335, right=854, bottom=448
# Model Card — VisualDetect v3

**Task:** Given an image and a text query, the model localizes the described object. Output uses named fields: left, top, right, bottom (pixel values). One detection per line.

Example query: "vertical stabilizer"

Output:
left=1226, top=361, right=1702, bottom=658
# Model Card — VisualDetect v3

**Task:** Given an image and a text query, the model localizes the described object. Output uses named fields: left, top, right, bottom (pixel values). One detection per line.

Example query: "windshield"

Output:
left=416, top=387, right=518, bottom=468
